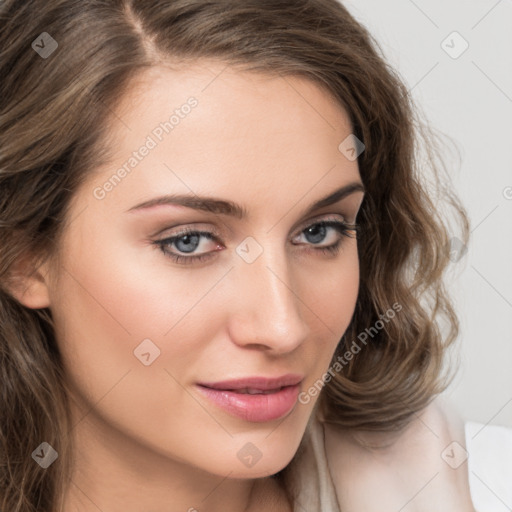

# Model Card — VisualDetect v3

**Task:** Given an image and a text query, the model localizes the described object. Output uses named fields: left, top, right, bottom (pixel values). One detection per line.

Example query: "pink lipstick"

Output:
left=196, top=374, right=303, bottom=423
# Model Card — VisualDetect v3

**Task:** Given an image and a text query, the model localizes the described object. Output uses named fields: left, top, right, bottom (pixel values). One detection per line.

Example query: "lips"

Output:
left=231, top=387, right=283, bottom=395
left=195, top=374, right=304, bottom=422
left=196, top=382, right=302, bottom=422
left=197, top=374, right=304, bottom=392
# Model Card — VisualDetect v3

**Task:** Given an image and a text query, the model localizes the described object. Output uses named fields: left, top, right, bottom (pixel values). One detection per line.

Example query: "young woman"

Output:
left=0, top=1, right=476, bottom=510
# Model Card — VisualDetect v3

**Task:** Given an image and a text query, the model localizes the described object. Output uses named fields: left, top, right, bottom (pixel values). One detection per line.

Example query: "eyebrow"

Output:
left=126, top=181, right=365, bottom=219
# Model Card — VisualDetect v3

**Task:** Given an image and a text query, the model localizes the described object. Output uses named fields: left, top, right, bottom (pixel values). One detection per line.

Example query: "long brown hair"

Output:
left=0, top=1, right=470, bottom=510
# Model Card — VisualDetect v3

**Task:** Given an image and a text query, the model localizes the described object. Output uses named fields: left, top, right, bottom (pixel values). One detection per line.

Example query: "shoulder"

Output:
left=322, top=396, right=477, bottom=511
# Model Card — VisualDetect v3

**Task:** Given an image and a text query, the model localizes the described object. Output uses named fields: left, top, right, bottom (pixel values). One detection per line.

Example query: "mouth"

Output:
left=197, top=373, right=304, bottom=392
left=216, top=387, right=286, bottom=395
left=195, top=376, right=303, bottom=423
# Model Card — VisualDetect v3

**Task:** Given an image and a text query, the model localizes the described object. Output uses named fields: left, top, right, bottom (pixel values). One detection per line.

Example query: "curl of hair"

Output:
left=0, top=0, right=470, bottom=510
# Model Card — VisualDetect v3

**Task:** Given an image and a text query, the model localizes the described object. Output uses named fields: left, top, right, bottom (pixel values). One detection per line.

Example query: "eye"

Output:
left=152, top=217, right=359, bottom=265
left=153, top=228, right=222, bottom=265
left=292, top=217, right=359, bottom=257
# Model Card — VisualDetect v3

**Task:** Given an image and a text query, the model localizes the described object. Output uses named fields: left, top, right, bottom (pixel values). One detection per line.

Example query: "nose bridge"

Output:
left=228, top=239, right=309, bottom=351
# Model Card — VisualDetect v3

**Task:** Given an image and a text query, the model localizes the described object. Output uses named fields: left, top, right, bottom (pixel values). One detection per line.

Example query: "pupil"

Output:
left=306, top=225, right=325, bottom=244
left=176, top=234, right=200, bottom=253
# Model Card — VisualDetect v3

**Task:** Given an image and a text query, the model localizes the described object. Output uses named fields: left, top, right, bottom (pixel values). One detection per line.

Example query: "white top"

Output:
left=282, top=410, right=341, bottom=512
left=283, top=413, right=512, bottom=511
left=465, top=421, right=512, bottom=511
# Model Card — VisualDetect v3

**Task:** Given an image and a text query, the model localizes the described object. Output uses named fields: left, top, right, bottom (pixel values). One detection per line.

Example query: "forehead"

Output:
left=81, top=60, right=361, bottom=217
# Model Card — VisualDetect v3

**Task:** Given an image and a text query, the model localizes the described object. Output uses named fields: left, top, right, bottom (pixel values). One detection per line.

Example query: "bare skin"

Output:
left=9, top=60, right=474, bottom=511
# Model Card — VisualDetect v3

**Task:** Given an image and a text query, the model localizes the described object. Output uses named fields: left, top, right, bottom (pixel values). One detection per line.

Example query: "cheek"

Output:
left=304, top=242, right=360, bottom=329
left=299, top=244, right=360, bottom=371
left=49, top=228, right=214, bottom=413
left=49, top=239, right=226, bottom=462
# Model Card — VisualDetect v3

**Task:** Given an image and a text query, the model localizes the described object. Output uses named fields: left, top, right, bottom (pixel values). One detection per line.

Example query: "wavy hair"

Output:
left=0, top=0, right=470, bottom=510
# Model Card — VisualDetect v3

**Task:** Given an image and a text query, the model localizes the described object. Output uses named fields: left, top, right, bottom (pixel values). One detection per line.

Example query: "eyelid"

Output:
left=154, top=222, right=223, bottom=240
left=295, top=212, right=346, bottom=232
left=153, top=213, right=357, bottom=265
left=159, top=212, right=348, bottom=243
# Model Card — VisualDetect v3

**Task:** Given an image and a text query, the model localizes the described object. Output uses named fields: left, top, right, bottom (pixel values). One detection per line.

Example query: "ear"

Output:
left=7, top=254, right=52, bottom=309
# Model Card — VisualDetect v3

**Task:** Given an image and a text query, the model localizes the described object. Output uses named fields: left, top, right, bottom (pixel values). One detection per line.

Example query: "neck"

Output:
left=61, top=411, right=267, bottom=512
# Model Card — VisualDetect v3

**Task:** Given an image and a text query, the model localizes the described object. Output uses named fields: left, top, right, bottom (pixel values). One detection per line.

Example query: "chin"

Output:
left=226, top=460, right=291, bottom=480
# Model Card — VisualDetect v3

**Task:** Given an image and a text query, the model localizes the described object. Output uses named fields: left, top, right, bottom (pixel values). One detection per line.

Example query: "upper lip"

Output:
left=198, top=374, right=304, bottom=391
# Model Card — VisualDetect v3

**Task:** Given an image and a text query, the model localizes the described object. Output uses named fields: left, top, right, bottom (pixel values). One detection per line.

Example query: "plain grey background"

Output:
left=342, top=0, right=512, bottom=428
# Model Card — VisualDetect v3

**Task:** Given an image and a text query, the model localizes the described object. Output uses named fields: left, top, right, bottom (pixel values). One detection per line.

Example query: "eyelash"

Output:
left=152, top=217, right=360, bottom=266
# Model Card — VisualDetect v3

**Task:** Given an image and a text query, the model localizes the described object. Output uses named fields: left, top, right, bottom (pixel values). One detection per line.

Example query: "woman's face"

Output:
left=43, top=61, right=365, bottom=479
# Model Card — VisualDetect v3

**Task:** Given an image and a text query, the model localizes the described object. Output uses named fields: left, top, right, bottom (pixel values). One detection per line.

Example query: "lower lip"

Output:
left=196, top=384, right=301, bottom=423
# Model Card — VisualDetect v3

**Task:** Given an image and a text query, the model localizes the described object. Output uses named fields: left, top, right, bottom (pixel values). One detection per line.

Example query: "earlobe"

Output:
left=7, top=257, right=52, bottom=310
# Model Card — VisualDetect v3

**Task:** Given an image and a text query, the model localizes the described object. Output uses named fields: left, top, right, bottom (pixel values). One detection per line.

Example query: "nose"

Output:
left=226, top=241, right=310, bottom=354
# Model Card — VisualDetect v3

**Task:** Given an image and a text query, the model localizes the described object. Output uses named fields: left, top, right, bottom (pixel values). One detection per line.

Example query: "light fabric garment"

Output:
left=282, top=409, right=341, bottom=512
left=283, top=413, right=512, bottom=511
left=465, top=421, right=512, bottom=511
